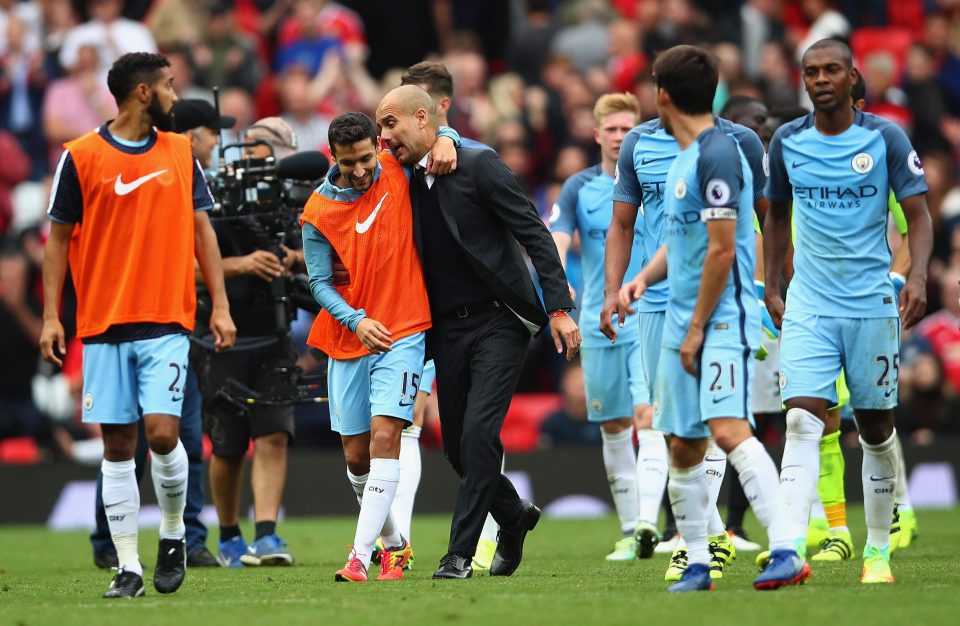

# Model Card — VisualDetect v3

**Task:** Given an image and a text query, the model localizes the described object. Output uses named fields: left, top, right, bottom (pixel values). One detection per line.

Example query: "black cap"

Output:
left=173, top=99, right=236, bottom=133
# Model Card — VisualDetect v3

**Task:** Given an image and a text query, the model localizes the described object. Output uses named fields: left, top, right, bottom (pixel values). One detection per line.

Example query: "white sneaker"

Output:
left=655, top=533, right=681, bottom=554
left=728, top=530, right=762, bottom=552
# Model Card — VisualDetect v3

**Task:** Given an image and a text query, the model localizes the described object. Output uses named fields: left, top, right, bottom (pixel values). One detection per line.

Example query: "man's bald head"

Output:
left=377, top=85, right=439, bottom=166
left=378, top=85, right=438, bottom=124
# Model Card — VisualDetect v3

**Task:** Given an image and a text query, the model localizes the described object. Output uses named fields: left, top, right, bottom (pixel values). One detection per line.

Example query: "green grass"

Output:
left=1, top=507, right=958, bottom=626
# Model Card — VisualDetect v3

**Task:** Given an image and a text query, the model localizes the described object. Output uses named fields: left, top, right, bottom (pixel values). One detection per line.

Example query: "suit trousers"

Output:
left=428, top=306, right=530, bottom=557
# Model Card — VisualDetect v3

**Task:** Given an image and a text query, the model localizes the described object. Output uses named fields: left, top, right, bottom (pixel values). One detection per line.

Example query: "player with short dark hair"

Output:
left=41, top=51, right=236, bottom=598
left=301, top=110, right=460, bottom=582
left=763, top=38, right=933, bottom=584
left=625, top=44, right=808, bottom=592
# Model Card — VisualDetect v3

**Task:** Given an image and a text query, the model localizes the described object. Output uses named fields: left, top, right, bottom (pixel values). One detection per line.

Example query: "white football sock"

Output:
left=636, top=428, right=668, bottom=527
left=781, top=408, right=824, bottom=543
left=861, top=432, right=897, bottom=549
left=352, top=458, right=400, bottom=568
left=668, top=463, right=710, bottom=566
left=392, top=426, right=422, bottom=542
left=728, top=436, right=793, bottom=551
left=347, top=467, right=402, bottom=547
left=602, top=427, right=639, bottom=536
left=151, top=440, right=188, bottom=540
left=704, top=440, right=727, bottom=537
left=102, top=458, right=142, bottom=576
left=893, top=433, right=911, bottom=509
left=809, top=493, right=826, bottom=521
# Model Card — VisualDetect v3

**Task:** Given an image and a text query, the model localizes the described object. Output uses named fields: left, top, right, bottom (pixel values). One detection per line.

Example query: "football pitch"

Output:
left=1, top=506, right=958, bottom=626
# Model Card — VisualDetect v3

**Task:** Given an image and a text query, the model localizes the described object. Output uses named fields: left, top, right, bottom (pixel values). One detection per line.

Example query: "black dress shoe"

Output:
left=187, top=546, right=219, bottom=567
left=103, top=569, right=145, bottom=599
left=432, top=553, right=473, bottom=579
left=490, top=500, right=541, bottom=576
left=94, top=551, right=119, bottom=570
left=154, top=537, right=186, bottom=594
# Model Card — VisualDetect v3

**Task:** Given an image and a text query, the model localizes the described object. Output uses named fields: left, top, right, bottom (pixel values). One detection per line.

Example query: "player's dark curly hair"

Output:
left=106, top=52, right=171, bottom=104
left=328, top=112, right=378, bottom=155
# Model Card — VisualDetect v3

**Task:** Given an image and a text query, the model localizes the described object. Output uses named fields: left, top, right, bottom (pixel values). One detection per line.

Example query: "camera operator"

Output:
left=194, top=116, right=304, bottom=568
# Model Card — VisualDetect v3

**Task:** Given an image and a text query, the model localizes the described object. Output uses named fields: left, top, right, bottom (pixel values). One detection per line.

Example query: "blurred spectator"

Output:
left=793, top=0, right=850, bottom=63
left=147, top=0, right=207, bottom=49
left=306, top=40, right=379, bottom=117
left=551, top=0, right=609, bottom=74
left=916, top=268, right=960, bottom=396
left=632, top=69, right=658, bottom=121
left=278, top=67, right=328, bottom=151
left=41, top=42, right=116, bottom=168
left=862, top=50, right=910, bottom=128
left=276, top=0, right=366, bottom=64
left=218, top=86, right=255, bottom=159
left=714, top=0, right=785, bottom=80
left=757, top=41, right=797, bottom=109
left=896, top=345, right=960, bottom=444
left=445, top=49, right=496, bottom=140
left=274, top=0, right=342, bottom=76
left=538, top=360, right=598, bottom=447
left=607, top=19, right=645, bottom=94
left=0, top=130, right=30, bottom=235
left=923, top=10, right=960, bottom=116
left=59, top=0, right=157, bottom=80
left=164, top=44, right=209, bottom=102
left=904, top=44, right=951, bottom=156
left=1, top=12, right=49, bottom=180
left=0, top=235, right=43, bottom=440
left=192, top=1, right=260, bottom=94
left=642, top=0, right=705, bottom=57
left=0, top=0, right=44, bottom=56
left=507, top=0, right=557, bottom=86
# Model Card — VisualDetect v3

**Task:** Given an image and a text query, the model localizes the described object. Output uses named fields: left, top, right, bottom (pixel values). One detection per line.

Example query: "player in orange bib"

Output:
left=39, top=52, right=236, bottom=599
left=301, top=111, right=457, bottom=582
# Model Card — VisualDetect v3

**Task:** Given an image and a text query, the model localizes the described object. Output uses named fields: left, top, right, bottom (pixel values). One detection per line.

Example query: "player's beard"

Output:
left=147, top=93, right=175, bottom=132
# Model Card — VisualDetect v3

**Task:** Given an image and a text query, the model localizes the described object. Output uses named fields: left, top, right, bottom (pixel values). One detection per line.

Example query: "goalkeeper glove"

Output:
left=889, top=272, right=906, bottom=301
left=755, top=280, right=779, bottom=340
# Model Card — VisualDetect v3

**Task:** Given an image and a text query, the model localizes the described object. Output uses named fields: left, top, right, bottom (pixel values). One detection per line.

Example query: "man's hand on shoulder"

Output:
left=356, top=317, right=393, bottom=354
left=549, top=311, right=581, bottom=360
left=427, top=136, right=458, bottom=176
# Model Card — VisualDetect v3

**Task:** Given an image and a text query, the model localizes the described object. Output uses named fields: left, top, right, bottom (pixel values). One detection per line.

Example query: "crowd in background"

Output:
left=3, top=0, right=960, bottom=462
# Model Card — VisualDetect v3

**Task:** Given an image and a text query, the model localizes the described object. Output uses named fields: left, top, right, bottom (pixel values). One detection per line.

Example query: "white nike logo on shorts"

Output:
left=355, top=192, right=389, bottom=234
left=114, top=170, right=168, bottom=196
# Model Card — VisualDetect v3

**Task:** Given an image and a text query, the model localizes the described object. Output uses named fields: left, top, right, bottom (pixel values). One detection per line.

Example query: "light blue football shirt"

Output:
left=614, top=117, right=767, bottom=313
left=550, top=164, right=644, bottom=348
left=662, top=127, right=760, bottom=351
left=767, top=110, right=928, bottom=318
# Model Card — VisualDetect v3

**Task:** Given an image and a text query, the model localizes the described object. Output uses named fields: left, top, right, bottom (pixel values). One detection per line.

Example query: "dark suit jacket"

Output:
left=411, top=147, right=573, bottom=336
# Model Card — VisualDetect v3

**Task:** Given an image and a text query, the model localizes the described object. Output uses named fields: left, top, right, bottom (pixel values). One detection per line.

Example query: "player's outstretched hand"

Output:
left=357, top=317, right=393, bottom=354
left=618, top=276, right=647, bottom=318
left=550, top=314, right=581, bottom=360
left=210, top=309, right=237, bottom=352
left=680, top=324, right=704, bottom=376
left=245, top=249, right=283, bottom=282
left=427, top=136, right=458, bottom=176
left=39, top=318, right=66, bottom=367
left=899, top=276, right=927, bottom=330
left=763, top=290, right=785, bottom=330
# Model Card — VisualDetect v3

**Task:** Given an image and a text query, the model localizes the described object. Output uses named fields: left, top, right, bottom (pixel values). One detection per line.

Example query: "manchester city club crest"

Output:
left=674, top=177, right=687, bottom=199
left=851, top=152, right=874, bottom=174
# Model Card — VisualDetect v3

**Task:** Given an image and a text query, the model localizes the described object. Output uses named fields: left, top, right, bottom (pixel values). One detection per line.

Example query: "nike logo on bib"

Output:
left=356, top=192, right=389, bottom=234
left=114, top=170, right=167, bottom=195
